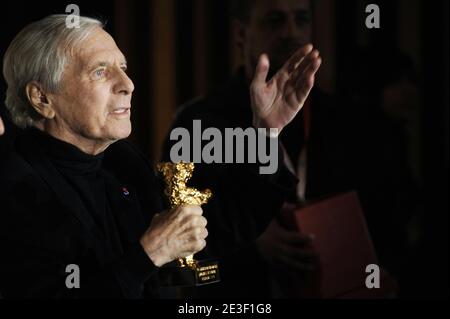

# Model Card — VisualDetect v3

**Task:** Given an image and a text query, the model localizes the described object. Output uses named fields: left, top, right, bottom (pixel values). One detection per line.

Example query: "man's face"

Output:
left=241, top=0, right=312, bottom=78
left=49, top=28, right=134, bottom=149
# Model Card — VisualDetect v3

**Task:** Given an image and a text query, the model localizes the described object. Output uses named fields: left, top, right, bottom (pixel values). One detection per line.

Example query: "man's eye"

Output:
left=93, top=69, right=106, bottom=78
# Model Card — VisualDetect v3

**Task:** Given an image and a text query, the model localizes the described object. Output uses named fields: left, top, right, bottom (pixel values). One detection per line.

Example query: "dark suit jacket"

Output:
left=162, top=72, right=300, bottom=297
left=0, top=131, right=164, bottom=298
left=163, top=69, right=415, bottom=297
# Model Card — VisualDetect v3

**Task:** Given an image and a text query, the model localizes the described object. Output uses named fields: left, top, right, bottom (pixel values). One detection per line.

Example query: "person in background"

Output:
left=162, top=0, right=336, bottom=298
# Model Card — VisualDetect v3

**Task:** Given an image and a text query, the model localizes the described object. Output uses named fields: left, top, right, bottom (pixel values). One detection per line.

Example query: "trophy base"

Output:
left=158, top=260, right=220, bottom=287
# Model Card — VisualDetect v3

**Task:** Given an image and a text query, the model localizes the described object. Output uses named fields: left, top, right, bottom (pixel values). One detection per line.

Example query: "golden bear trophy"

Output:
left=157, top=162, right=220, bottom=286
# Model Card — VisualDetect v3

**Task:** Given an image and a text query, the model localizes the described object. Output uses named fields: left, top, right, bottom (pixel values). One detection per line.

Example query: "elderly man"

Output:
left=0, top=15, right=209, bottom=299
left=0, top=13, right=320, bottom=299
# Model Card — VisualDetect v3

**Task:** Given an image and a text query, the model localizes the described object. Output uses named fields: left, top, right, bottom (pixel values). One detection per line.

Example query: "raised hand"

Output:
left=250, top=44, right=321, bottom=136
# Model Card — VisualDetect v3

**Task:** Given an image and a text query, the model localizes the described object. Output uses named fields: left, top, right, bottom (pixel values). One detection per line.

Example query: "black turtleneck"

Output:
left=0, top=128, right=161, bottom=298
left=29, top=128, right=123, bottom=254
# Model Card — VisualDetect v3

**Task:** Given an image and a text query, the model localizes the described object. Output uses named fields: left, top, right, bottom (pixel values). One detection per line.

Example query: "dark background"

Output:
left=0, top=0, right=448, bottom=299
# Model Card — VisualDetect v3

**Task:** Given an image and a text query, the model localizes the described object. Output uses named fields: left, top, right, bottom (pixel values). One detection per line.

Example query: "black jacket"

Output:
left=162, top=72, right=300, bottom=297
left=0, top=130, right=163, bottom=298
left=162, top=69, right=416, bottom=297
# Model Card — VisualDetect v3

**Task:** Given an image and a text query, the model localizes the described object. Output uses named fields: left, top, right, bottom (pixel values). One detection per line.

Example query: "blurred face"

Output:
left=240, top=0, right=312, bottom=79
left=46, top=28, right=134, bottom=154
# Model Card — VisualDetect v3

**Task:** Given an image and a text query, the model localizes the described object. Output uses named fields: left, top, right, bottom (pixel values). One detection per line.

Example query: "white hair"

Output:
left=2, top=14, right=104, bottom=128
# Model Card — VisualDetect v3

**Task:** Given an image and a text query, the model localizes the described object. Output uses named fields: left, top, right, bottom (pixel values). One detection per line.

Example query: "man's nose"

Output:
left=114, top=69, right=135, bottom=95
left=282, top=16, right=300, bottom=38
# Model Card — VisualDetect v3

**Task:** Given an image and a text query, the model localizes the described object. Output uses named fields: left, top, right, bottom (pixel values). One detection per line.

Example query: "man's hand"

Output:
left=0, top=116, right=4, bottom=135
left=250, top=44, right=321, bottom=135
left=140, top=205, right=208, bottom=267
left=256, top=217, right=318, bottom=272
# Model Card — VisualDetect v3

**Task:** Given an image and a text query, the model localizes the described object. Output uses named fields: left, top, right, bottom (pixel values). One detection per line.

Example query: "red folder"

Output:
left=281, top=191, right=397, bottom=298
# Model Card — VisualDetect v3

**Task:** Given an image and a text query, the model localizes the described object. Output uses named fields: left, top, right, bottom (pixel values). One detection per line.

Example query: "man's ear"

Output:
left=25, top=81, right=55, bottom=119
